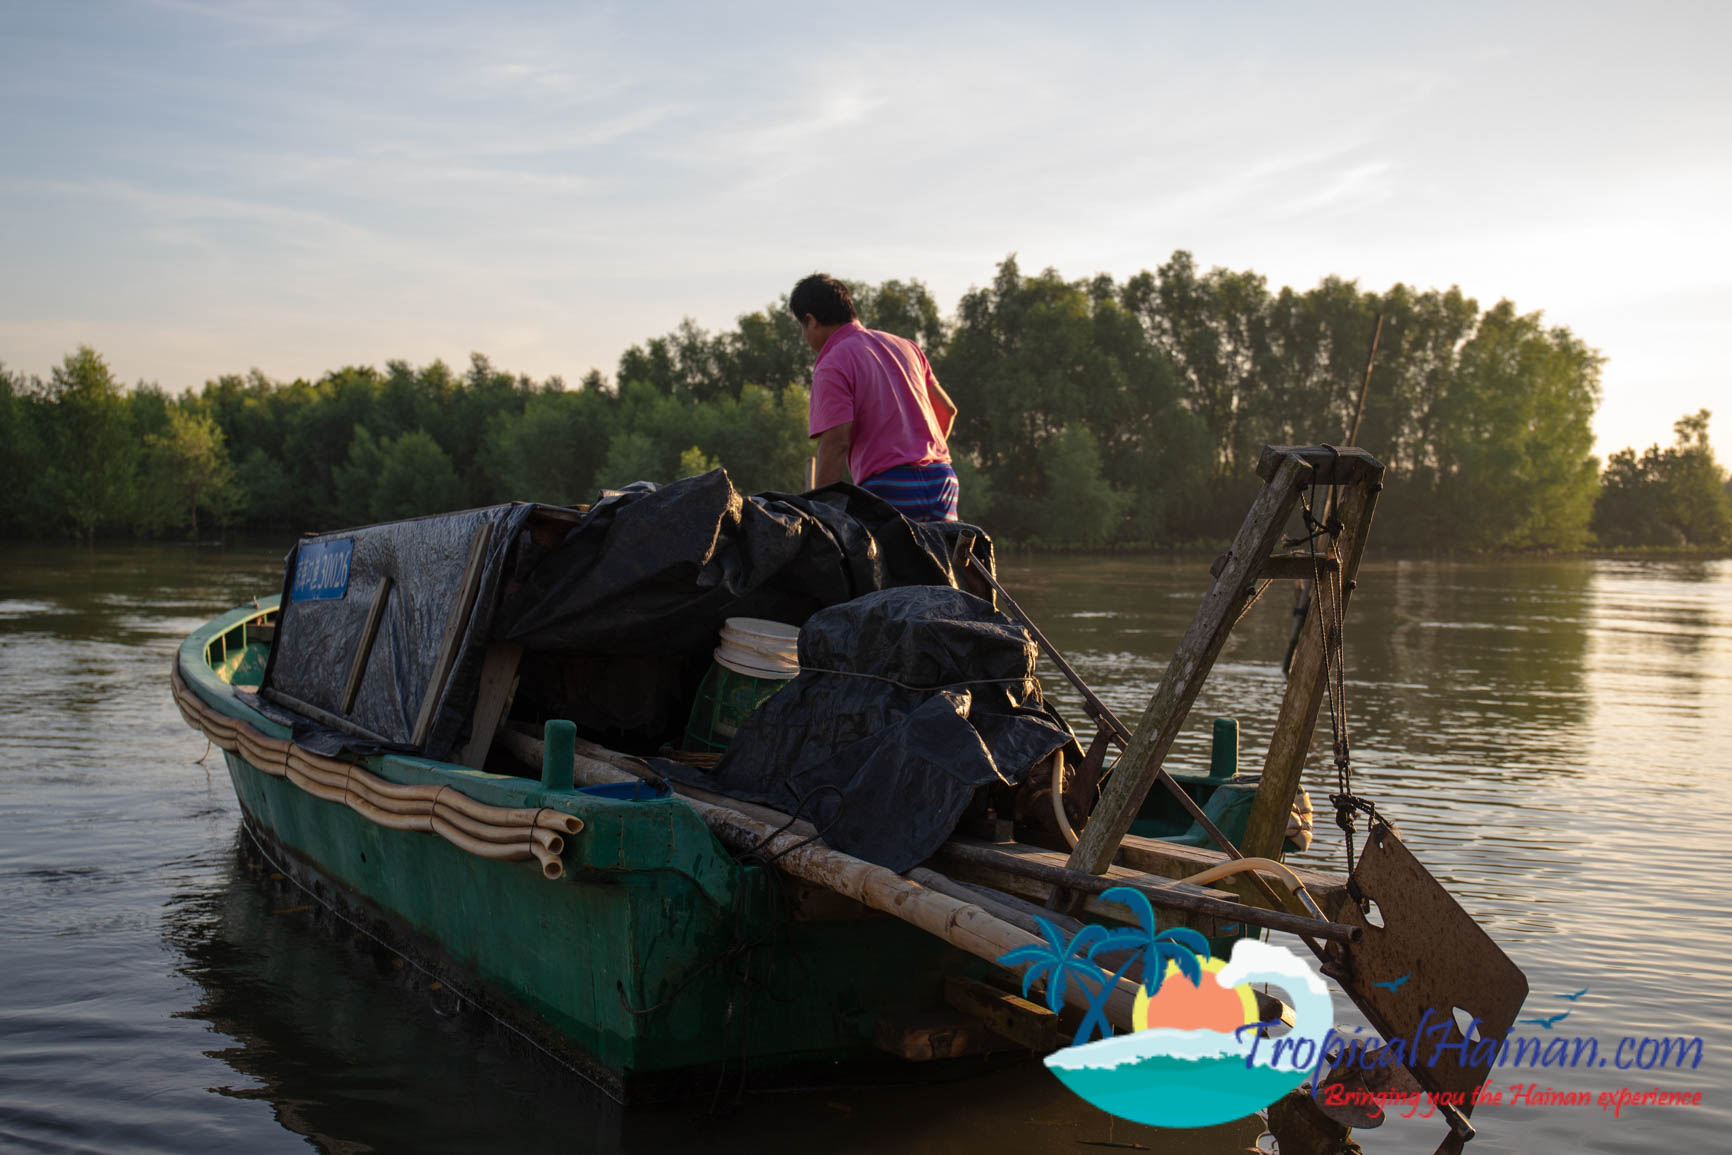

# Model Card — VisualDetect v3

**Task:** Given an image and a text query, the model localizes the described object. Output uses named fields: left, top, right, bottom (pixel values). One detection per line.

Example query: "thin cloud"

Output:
left=140, top=0, right=356, bottom=44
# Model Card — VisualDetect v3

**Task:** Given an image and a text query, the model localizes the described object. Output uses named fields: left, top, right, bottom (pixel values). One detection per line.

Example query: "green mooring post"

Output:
left=542, top=719, right=576, bottom=792
left=1209, top=717, right=1238, bottom=779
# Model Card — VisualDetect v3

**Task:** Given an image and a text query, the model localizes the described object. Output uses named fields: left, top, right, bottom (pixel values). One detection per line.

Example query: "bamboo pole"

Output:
left=908, top=867, right=1078, bottom=939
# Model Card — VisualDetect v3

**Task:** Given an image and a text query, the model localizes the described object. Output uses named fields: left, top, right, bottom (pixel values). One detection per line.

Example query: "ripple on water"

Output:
left=1, top=548, right=1727, bottom=1154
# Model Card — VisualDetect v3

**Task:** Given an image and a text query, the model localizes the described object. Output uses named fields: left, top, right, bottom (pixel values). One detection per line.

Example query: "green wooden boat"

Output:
left=175, top=594, right=1023, bottom=1101
left=172, top=452, right=1530, bottom=1151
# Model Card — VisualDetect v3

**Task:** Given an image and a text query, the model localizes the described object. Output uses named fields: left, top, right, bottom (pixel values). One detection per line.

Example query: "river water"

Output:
left=1, top=544, right=1726, bottom=1154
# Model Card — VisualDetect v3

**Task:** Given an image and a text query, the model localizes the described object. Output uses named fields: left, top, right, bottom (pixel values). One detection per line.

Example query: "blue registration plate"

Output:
left=290, top=538, right=353, bottom=602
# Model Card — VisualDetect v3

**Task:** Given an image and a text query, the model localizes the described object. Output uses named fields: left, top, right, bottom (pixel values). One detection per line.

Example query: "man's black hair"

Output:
left=789, top=273, right=857, bottom=326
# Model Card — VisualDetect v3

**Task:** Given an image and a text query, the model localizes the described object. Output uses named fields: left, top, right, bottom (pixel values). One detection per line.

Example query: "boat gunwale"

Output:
left=175, top=598, right=747, bottom=908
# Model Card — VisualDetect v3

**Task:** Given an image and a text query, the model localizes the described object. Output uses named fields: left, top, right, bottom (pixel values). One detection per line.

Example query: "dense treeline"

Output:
left=3, top=252, right=1728, bottom=550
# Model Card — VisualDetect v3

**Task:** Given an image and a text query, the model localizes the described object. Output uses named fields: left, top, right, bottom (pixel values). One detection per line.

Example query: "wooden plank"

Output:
left=454, top=641, right=523, bottom=769
left=938, top=854, right=1230, bottom=936
left=942, top=838, right=1360, bottom=943
left=1319, top=821, right=1528, bottom=1111
left=944, top=976, right=1059, bottom=1053
left=1115, top=833, right=1349, bottom=905
left=260, top=687, right=394, bottom=746
left=1257, top=555, right=1339, bottom=582
left=1240, top=477, right=1383, bottom=861
left=872, top=1015, right=1017, bottom=1061
left=340, top=576, right=393, bottom=715
left=1255, top=444, right=1385, bottom=486
left=411, top=522, right=493, bottom=748
left=1209, top=552, right=1338, bottom=581
left=1063, top=452, right=1312, bottom=879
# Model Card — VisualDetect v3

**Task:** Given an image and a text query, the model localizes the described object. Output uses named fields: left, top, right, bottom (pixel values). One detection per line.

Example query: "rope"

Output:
left=737, top=783, right=846, bottom=865
left=238, top=824, right=608, bottom=1095
left=611, top=783, right=842, bottom=1112
left=1297, top=447, right=1378, bottom=886
left=793, top=664, right=1034, bottom=695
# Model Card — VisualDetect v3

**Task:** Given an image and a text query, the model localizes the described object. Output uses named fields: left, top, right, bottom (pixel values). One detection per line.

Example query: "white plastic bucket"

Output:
left=715, top=617, right=800, bottom=678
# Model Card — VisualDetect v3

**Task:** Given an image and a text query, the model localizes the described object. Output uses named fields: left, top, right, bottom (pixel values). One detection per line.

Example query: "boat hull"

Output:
left=179, top=600, right=1006, bottom=1102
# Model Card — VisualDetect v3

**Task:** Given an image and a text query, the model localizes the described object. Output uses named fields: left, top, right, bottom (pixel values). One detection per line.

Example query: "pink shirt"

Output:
left=808, top=321, right=951, bottom=484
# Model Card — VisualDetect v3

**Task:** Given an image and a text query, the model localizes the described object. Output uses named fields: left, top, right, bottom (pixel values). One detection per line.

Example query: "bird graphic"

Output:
left=1556, top=988, right=1589, bottom=1001
left=1519, top=1011, right=1571, bottom=1029
left=1371, top=972, right=1411, bottom=992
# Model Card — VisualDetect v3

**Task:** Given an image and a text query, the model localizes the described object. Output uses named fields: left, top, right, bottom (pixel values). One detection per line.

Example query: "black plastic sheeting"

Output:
left=254, top=471, right=994, bottom=761
left=249, top=471, right=1078, bottom=866
left=493, top=470, right=990, bottom=655
left=490, top=470, right=995, bottom=750
left=660, top=586, right=1080, bottom=872
left=258, top=503, right=535, bottom=759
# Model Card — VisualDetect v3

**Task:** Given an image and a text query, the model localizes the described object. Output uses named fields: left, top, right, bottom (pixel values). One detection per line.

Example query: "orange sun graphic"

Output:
left=1131, top=957, right=1261, bottom=1033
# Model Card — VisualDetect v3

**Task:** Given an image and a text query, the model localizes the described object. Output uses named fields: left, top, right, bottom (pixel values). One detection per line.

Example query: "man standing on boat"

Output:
left=791, top=273, right=960, bottom=521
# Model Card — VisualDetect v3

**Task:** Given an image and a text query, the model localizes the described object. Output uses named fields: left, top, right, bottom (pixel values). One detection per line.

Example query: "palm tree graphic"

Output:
left=997, top=886, right=1212, bottom=1047
left=998, top=919, right=1113, bottom=1035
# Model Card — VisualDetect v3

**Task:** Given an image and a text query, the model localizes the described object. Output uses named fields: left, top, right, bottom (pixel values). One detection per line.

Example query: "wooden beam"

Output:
left=1063, top=452, right=1312, bottom=879
left=1255, top=444, right=1385, bottom=487
left=340, top=576, right=393, bottom=715
left=943, top=838, right=1361, bottom=944
left=937, top=853, right=1231, bottom=936
left=1240, top=477, right=1384, bottom=861
left=944, top=976, right=1059, bottom=1053
left=1208, top=552, right=1339, bottom=582
left=260, top=687, right=394, bottom=746
left=1258, top=555, right=1339, bottom=582
left=411, top=522, right=493, bottom=748
left=454, top=641, right=523, bottom=770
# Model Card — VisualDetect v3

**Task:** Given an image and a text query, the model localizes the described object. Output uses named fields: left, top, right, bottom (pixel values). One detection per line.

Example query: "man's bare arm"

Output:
left=927, top=377, right=957, bottom=438
left=814, top=422, right=853, bottom=487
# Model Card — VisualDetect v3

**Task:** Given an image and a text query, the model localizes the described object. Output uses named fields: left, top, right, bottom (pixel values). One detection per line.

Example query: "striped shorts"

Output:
left=860, top=461, right=960, bottom=522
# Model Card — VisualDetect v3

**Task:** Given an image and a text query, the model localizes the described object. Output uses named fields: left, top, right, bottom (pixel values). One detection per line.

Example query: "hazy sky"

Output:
left=3, top=0, right=1727, bottom=458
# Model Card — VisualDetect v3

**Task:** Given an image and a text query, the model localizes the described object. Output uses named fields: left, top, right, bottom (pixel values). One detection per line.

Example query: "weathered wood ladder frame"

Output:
left=1062, top=443, right=1386, bottom=887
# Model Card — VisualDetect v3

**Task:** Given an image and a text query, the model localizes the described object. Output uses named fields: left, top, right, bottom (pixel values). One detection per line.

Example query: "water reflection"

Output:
left=164, top=835, right=1266, bottom=1155
left=4, top=544, right=1729, bottom=1155
left=999, top=553, right=1732, bottom=1153
left=164, top=834, right=622, bottom=1155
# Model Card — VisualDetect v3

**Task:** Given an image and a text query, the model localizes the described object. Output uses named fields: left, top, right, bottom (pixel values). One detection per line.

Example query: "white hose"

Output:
left=1051, top=749, right=1079, bottom=849
left=1179, top=857, right=1326, bottom=921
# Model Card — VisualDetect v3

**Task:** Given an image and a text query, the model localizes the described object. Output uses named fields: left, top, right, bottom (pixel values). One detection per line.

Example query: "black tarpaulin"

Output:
left=258, top=503, right=535, bottom=759
left=488, top=471, right=995, bottom=751
left=660, top=586, right=1079, bottom=872
left=491, top=469, right=990, bottom=655
left=255, top=471, right=998, bottom=761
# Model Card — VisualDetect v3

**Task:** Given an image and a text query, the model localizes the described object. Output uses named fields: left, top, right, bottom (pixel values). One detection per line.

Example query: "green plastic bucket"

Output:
left=682, top=661, right=793, bottom=753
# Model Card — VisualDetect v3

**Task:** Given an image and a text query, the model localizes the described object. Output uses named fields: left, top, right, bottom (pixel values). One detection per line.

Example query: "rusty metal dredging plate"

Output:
left=1323, top=820, right=1529, bottom=1107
